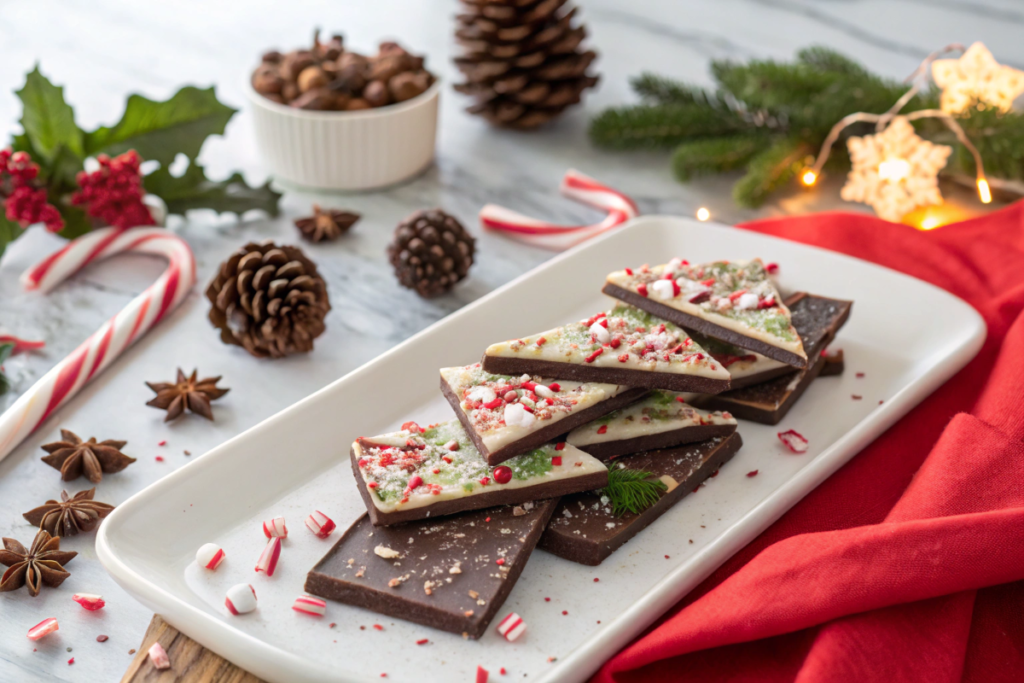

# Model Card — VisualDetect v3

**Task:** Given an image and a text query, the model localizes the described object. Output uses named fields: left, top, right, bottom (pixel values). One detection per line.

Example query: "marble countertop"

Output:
left=0, top=0, right=1018, bottom=680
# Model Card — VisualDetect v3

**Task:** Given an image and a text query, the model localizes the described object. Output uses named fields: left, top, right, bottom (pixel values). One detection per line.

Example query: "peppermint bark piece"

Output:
left=539, top=433, right=743, bottom=566
left=603, top=258, right=807, bottom=368
left=566, top=391, right=737, bottom=460
left=686, top=330, right=795, bottom=390
left=305, top=500, right=557, bottom=638
left=482, top=305, right=731, bottom=393
left=351, top=420, right=607, bottom=525
left=440, top=364, right=648, bottom=466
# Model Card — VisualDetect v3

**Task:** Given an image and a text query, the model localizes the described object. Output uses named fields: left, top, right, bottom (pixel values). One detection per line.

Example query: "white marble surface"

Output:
left=0, top=1, right=1017, bottom=680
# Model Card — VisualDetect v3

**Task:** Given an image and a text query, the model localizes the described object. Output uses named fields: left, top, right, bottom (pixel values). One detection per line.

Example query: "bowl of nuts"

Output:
left=247, top=32, right=440, bottom=191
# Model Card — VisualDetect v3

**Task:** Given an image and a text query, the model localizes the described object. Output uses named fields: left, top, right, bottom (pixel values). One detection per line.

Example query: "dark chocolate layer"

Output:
left=573, top=422, right=736, bottom=461
left=539, top=433, right=743, bottom=566
left=602, top=282, right=809, bottom=369
left=305, top=500, right=557, bottom=639
left=820, top=349, right=845, bottom=377
left=440, top=374, right=649, bottom=466
left=350, top=446, right=608, bottom=526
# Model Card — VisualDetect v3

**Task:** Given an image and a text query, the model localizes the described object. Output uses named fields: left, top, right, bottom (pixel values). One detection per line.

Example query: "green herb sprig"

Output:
left=0, top=343, right=14, bottom=395
left=602, top=466, right=668, bottom=517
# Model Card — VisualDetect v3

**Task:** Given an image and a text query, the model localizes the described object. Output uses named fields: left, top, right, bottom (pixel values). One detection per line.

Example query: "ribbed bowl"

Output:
left=245, top=79, right=441, bottom=191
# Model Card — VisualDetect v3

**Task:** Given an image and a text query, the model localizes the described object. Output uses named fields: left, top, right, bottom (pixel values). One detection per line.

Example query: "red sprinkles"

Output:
left=746, top=470, right=759, bottom=477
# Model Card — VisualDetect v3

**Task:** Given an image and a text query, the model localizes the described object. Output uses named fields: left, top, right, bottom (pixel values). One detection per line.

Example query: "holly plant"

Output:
left=0, top=65, right=281, bottom=260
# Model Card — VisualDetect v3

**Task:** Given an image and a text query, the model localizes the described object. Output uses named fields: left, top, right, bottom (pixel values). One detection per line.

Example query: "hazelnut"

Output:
left=345, top=98, right=372, bottom=111
left=262, top=50, right=283, bottom=64
left=281, top=50, right=316, bottom=81
left=281, top=82, right=300, bottom=103
left=363, top=80, right=391, bottom=108
left=338, top=51, right=369, bottom=70
left=290, top=88, right=335, bottom=111
left=314, top=30, right=344, bottom=61
left=252, top=65, right=284, bottom=95
left=389, top=70, right=431, bottom=102
left=335, top=62, right=367, bottom=95
left=378, top=41, right=407, bottom=58
left=297, top=66, right=329, bottom=93
left=328, top=92, right=352, bottom=111
left=367, top=54, right=417, bottom=83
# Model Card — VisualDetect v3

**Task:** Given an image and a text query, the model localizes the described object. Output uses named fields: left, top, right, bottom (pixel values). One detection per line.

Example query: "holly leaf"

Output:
left=84, top=87, right=236, bottom=166
left=0, top=214, right=21, bottom=264
left=0, top=342, right=12, bottom=395
left=15, top=65, right=84, bottom=163
left=143, top=162, right=281, bottom=217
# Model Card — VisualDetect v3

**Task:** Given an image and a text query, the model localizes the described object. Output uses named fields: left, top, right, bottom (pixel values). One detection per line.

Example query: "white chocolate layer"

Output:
left=567, top=391, right=736, bottom=446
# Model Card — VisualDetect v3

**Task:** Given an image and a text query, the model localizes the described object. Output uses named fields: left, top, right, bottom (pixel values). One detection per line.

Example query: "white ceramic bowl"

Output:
left=245, top=78, right=441, bottom=191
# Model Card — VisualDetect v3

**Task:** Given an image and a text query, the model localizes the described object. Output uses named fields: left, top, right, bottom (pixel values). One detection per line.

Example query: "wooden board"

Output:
left=121, top=615, right=264, bottom=683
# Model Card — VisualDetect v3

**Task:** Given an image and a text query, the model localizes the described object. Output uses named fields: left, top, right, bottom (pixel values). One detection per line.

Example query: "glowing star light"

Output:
left=840, top=117, right=951, bottom=222
left=932, top=42, right=1024, bottom=114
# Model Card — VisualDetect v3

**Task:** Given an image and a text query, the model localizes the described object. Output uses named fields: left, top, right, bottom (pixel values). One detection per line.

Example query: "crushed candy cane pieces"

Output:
left=28, top=618, right=59, bottom=640
left=225, top=584, right=257, bottom=615
left=477, top=666, right=490, bottom=683
left=262, top=517, right=288, bottom=538
left=777, top=429, right=809, bottom=454
left=72, top=593, right=106, bottom=611
left=148, top=642, right=171, bottom=670
left=196, top=543, right=226, bottom=570
left=305, top=510, right=336, bottom=539
left=496, top=612, right=527, bottom=642
left=255, top=537, right=282, bottom=576
left=747, top=470, right=759, bottom=477
left=292, top=595, right=327, bottom=617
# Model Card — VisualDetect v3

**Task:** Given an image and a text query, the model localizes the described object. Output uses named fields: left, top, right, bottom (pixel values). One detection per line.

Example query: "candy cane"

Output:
left=0, top=333, right=45, bottom=355
left=0, top=226, right=196, bottom=462
left=479, top=169, right=639, bottom=251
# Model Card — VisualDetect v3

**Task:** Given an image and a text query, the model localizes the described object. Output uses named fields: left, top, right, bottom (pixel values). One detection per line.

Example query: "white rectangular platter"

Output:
left=97, top=216, right=985, bottom=683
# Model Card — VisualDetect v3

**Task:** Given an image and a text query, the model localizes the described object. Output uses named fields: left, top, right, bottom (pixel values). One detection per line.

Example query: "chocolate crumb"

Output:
left=67, top=647, right=73, bottom=652
left=184, top=450, right=191, bottom=456
left=128, top=649, right=136, bottom=655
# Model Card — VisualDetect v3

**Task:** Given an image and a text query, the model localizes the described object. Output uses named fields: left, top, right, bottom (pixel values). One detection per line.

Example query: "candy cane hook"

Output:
left=479, top=169, right=639, bottom=251
left=0, top=227, right=196, bottom=461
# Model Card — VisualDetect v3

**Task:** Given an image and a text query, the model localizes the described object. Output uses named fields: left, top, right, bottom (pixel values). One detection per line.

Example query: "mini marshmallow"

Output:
left=305, top=510, right=337, bottom=539
left=292, top=595, right=327, bottom=617
left=589, top=322, right=611, bottom=344
left=534, top=384, right=554, bottom=399
left=255, top=537, right=282, bottom=576
left=196, top=543, right=226, bottom=570
left=736, top=292, right=760, bottom=310
left=496, top=612, right=527, bottom=642
left=27, top=618, right=59, bottom=641
left=503, top=403, right=535, bottom=429
left=262, top=517, right=288, bottom=538
left=666, top=257, right=684, bottom=273
left=467, top=386, right=497, bottom=404
left=72, top=593, right=105, bottom=611
left=225, top=584, right=257, bottom=615
left=148, top=642, right=170, bottom=670
left=650, top=279, right=676, bottom=300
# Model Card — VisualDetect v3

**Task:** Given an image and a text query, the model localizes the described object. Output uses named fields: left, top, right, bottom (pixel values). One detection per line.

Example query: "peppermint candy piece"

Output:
left=72, top=593, right=106, bottom=611
left=196, top=543, right=225, bottom=570
left=777, top=429, right=809, bottom=453
left=225, top=584, right=257, bottom=615
left=305, top=511, right=336, bottom=539
left=503, top=403, right=535, bottom=428
left=262, top=517, right=288, bottom=538
left=255, top=537, right=282, bottom=576
left=28, top=618, right=59, bottom=640
left=148, top=642, right=170, bottom=670
left=496, top=611, right=527, bottom=642
left=292, top=595, right=327, bottom=617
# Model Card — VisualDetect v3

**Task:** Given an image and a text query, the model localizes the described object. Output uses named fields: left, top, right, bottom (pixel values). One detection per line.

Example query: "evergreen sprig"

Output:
left=590, top=46, right=1020, bottom=209
left=602, top=466, right=668, bottom=517
left=0, top=343, right=14, bottom=396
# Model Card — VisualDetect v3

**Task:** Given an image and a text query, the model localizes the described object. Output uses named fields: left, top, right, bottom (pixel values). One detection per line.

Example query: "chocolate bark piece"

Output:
left=351, top=419, right=607, bottom=526
left=305, top=500, right=557, bottom=638
left=566, top=390, right=737, bottom=460
left=820, top=348, right=845, bottom=377
left=440, top=364, right=648, bottom=465
left=603, top=258, right=807, bottom=368
left=689, top=294, right=852, bottom=425
left=539, top=433, right=743, bottom=566
left=481, top=304, right=731, bottom=394
left=686, top=329, right=796, bottom=390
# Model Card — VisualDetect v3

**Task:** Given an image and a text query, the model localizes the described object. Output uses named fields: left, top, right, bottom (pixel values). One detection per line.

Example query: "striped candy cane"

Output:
left=0, top=226, right=196, bottom=462
left=479, top=169, right=639, bottom=251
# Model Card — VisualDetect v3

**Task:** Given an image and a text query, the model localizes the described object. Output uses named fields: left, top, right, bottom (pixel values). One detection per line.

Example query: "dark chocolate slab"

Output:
left=539, top=433, right=743, bottom=566
left=305, top=500, right=557, bottom=639
left=820, top=349, right=845, bottom=377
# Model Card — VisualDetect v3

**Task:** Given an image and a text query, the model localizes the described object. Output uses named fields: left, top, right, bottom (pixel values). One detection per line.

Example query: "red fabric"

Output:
left=595, top=204, right=1024, bottom=683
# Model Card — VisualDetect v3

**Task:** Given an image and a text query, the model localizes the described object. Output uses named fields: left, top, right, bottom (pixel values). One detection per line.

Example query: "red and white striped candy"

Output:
left=0, top=331, right=45, bottom=355
left=225, top=584, right=257, bottom=615
left=28, top=617, right=59, bottom=640
left=305, top=511, right=336, bottom=539
left=262, top=517, right=288, bottom=538
left=255, top=537, right=282, bottom=576
left=479, top=169, right=639, bottom=251
left=292, top=595, right=327, bottom=617
left=777, top=429, right=809, bottom=454
left=0, top=226, right=195, bottom=463
left=196, top=543, right=226, bottom=570
left=72, top=593, right=105, bottom=611
left=496, top=612, right=527, bottom=642
left=148, top=642, right=171, bottom=670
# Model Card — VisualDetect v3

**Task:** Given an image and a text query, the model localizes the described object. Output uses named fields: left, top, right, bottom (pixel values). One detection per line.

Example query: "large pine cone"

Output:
left=206, top=242, right=331, bottom=359
left=454, top=0, right=599, bottom=129
left=388, top=209, right=476, bottom=298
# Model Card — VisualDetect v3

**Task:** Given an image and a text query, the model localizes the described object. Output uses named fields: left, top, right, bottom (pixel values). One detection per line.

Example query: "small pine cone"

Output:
left=206, top=242, right=331, bottom=359
left=388, top=209, right=475, bottom=298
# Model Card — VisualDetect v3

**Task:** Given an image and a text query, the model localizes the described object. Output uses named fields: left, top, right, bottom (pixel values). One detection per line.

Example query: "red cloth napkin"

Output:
left=594, top=203, right=1024, bottom=683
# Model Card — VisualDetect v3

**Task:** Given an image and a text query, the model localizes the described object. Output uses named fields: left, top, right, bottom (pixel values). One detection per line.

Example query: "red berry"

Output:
left=493, top=465, right=512, bottom=484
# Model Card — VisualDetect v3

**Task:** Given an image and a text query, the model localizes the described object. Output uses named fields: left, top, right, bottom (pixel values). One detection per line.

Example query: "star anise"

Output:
left=23, top=488, right=115, bottom=538
left=41, top=429, right=136, bottom=483
left=145, top=368, right=229, bottom=422
left=0, top=529, right=77, bottom=597
left=294, top=204, right=360, bottom=243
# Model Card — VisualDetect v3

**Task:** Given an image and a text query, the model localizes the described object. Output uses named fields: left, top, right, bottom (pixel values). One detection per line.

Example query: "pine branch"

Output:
left=732, top=137, right=813, bottom=208
left=602, top=466, right=668, bottom=517
left=671, top=134, right=771, bottom=181
left=590, top=103, right=750, bottom=150
left=711, top=58, right=841, bottom=112
left=630, top=73, right=725, bottom=108
left=0, top=342, right=13, bottom=395
left=796, top=47, right=869, bottom=77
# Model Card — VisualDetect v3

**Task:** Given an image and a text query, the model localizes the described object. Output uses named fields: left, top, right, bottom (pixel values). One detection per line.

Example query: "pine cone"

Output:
left=388, top=209, right=475, bottom=298
left=454, top=0, right=599, bottom=129
left=206, top=242, right=330, bottom=359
